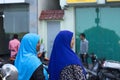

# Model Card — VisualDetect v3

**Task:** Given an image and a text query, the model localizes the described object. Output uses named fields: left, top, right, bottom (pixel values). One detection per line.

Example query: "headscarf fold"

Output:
left=15, top=33, right=48, bottom=80
left=48, top=30, right=86, bottom=80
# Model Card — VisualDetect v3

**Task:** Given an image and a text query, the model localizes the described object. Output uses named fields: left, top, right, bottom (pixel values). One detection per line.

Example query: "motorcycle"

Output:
left=0, top=64, right=18, bottom=80
left=0, top=58, right=18, bottom=80
left=86, top=55, right=120, bottom=80
left=85, top=58, right=104, bottom=80
left=98, top=60, right=120, bottom=80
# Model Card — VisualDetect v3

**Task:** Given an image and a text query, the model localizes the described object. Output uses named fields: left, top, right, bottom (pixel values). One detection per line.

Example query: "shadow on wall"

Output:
left=76, top=26, right=120, bottom=61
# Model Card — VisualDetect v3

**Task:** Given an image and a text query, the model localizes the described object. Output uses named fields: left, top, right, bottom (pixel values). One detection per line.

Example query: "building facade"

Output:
left=38, top=0, right=62, bottom=58
left=0, top=0, right=59, bottom=54
left=38, top=8, right=75, bottom=58
left=60, top=0, right=120, bottom=61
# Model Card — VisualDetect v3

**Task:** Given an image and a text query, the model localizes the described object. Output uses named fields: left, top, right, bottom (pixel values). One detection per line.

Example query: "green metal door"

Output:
left=75, top=7, right=120, bottom=61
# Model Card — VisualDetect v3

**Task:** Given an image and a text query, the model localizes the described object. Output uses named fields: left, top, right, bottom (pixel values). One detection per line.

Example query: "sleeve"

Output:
left=85, top=41, right=88, bottom=53
left=79, top=42, right=81, bottom=54
left=60, top=65, right=86, bottom=80
left=17, top=41, right=20, bottom=51
left=30, top=65, right=45, bottom=80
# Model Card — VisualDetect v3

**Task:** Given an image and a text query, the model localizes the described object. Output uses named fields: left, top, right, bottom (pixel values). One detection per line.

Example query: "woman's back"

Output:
left=48, top=31, right=86, bottom=80
left=15, top=33, right=48, bottom=80
left=60, top=65, right=86, bottom=80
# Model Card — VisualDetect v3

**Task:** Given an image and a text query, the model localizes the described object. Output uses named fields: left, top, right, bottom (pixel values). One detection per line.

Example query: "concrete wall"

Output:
left=38, top=21, right=48, bottom=52
left=38, top=1, right=76, bottom=57
left=38, top=7, right=75, bottom=39
left=38, top=0, right=60, bottom=12
left=38, top=0, right=61, bottom=34
left=38, top=7, right=76, bottom=56
left=0, top=0, right=25, bottom=4
left=26, top=0, right=60, bottom=33
left=25, top=0, right=38, bottom=33
left=61, top=7, right=75, bottom=50
left=61, top=7, right=75, bottom=33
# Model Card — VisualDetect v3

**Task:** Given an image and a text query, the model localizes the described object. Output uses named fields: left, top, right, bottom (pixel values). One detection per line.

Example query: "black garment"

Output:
left=30, top=65, right=45, bottom=80
left=38, top=52, right=49, bottom=65
left=91, top=55, right=97, bottom=66
left=80, top=54, right=88, bottom=67
left=39, top=52, right=45, bottom=62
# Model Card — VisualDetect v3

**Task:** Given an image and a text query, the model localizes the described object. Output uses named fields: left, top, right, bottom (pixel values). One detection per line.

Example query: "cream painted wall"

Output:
left=0, top=0, right=25, bottom=4
left=61, top=7, right=75, bottom=51
left=38, top=7, right=76, bottom=57
left=38, top=7, right=75, bottom=40
left=61, top=7, right=75, bottom=33
left=38, top=0, right=61, bottom=56
left=38, top=0, right=60, bottom=34
left=38, top=21, right=48, bottom=53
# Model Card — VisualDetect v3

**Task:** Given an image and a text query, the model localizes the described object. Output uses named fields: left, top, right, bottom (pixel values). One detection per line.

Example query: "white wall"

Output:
left=38, top=0, right=60, bottom=36
left=38, top=7, right=76, bottom=57
left=38, top=0, right=60, bottom=11
left=38, top=21, right=48, bottom=52
left=61, top=7, right=76, bottom=50
left=38, top=7, right=75, bottom=40
left=38, top=0, right=48, bottom=31
left=26, top=0, right=60, bottom=33
left=0, top=0, right=25, bottom=4
left=25, top=0, right=38, bottom=33
left=61, top=7, right=75, bottom=33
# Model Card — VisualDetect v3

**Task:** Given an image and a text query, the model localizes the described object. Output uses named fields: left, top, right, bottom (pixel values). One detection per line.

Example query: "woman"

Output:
left=48, top=30, right=86, bottom=80
left=15, top=33, right=48, bottom=80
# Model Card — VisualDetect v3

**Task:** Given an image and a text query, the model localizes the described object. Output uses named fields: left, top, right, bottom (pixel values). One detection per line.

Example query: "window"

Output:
left=0, top=4, right=29, bottom=54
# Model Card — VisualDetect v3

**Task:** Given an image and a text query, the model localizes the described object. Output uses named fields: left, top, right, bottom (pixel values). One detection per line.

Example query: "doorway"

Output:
left=0, top=12, right=6, bottom=54
left=47, top=21, right=60, bottom=58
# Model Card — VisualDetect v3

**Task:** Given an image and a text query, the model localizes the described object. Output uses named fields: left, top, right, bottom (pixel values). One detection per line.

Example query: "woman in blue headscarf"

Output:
left=15, top=33, right=48, bottom=80
left=48, top=30, right=86, bottom=80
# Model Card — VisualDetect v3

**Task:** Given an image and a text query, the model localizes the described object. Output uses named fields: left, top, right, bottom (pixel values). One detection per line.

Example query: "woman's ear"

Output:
left=70, top=37, right=75, bottom=48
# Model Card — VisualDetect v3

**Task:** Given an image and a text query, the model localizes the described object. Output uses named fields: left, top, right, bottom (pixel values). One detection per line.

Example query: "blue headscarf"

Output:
left=48, top=30, right=86, bottom=80
left=15, top=33, right=48, bottom=80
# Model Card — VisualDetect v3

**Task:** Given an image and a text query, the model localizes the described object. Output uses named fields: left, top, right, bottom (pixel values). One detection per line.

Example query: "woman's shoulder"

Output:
left=61, top=65, right=83, bottom=73
left=30, top=65, right=45, bottom=80
left=60, top=65, right=86, bottom=80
